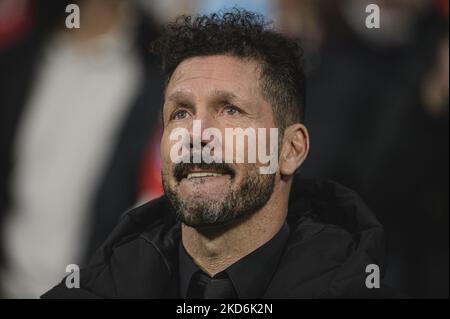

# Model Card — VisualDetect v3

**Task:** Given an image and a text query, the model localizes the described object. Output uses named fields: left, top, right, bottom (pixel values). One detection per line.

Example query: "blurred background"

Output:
left=0, top=0, right=447, bottom=298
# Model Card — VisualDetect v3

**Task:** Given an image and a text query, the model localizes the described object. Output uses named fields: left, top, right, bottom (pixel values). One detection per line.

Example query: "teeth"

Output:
left=187, top=172, right=224, bottom=179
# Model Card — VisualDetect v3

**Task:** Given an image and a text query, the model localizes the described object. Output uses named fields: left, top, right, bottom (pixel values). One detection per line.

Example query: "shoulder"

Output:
left=42, top=196, right=179, bottom=299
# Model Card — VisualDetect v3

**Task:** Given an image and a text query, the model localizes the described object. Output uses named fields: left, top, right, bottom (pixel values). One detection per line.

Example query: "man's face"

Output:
left=161, top=55, right=278, bottom=229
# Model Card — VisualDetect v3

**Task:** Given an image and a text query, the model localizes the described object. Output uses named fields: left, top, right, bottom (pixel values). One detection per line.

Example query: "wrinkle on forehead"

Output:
left=167, top=55, right=262, bottom=97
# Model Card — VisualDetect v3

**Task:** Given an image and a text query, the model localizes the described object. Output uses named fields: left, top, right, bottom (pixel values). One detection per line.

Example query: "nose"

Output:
left=189, top=110, right=217, bottom=146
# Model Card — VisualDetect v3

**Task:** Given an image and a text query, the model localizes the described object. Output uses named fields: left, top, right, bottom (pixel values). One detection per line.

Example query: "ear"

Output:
left=279, top=123, right=309, bottom=176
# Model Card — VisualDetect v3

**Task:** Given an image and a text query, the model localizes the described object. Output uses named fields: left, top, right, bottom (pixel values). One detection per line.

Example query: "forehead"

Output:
left=165, top=55, right=261, bottom=100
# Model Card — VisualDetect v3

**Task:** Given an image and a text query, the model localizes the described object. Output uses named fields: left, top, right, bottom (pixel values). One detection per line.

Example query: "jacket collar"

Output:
left=84, top=177, right=385, bottom=298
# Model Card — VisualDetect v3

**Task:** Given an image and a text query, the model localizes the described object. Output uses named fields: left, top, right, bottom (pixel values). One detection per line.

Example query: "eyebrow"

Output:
left=163, top=89, right=246, bottom=123
left=210, top=90, right=240, bottom=104
left=166, top=90, right=239, bottom=103
left=166, top=91, right=195, bottom=106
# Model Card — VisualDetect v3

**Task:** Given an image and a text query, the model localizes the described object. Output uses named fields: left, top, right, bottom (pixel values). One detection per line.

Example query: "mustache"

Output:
left=173, top=161, right=235, bottom=182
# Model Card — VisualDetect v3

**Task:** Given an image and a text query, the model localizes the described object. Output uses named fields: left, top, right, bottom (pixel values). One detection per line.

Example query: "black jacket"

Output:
left=42, top=177, right=398, bottom=298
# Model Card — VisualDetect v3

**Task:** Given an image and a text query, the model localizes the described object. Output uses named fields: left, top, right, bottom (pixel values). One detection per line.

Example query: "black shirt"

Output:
left=178, top=223, right=290, bottom=299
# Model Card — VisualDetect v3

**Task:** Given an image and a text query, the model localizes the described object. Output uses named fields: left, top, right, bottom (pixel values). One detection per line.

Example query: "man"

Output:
left=42, top=9, right=394, bottom=299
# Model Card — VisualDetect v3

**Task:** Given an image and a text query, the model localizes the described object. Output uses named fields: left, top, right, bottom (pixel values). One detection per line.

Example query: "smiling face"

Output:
left=161, top=55, right=278, bottom=229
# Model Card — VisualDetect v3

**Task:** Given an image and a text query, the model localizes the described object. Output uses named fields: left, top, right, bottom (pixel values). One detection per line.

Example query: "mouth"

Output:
left=174, top=163, right=235, bottom=183
left=186, top=171, right=226, bottom=179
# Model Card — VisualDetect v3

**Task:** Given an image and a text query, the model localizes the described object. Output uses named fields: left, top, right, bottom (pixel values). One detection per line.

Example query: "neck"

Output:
left=181, top=181, right=290, bottom=277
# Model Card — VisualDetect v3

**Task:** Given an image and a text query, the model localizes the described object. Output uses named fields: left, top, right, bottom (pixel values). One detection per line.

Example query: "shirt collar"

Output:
left=178, top=241, right=202, bottom=298
left=179, top=222, right=290, bottom=298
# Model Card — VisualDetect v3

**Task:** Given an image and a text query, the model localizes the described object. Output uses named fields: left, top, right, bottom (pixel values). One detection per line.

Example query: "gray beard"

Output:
left=163, top=168, right=275, bottom=229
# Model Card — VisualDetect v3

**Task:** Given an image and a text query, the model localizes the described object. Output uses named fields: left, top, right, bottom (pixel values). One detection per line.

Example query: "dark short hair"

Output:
left=151, top=8, right=306, bottom=130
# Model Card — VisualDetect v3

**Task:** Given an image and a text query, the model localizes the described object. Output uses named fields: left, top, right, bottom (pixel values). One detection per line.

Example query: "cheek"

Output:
left=160, top=135, right=173, bottom=167
left=253, top=126, right=279, bottom=167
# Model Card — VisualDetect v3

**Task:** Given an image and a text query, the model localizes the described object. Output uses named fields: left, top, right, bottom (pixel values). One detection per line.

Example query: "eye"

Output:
left=223, top=105, right=241, bottom=116
left=171, top=109, right=189, bottom=120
